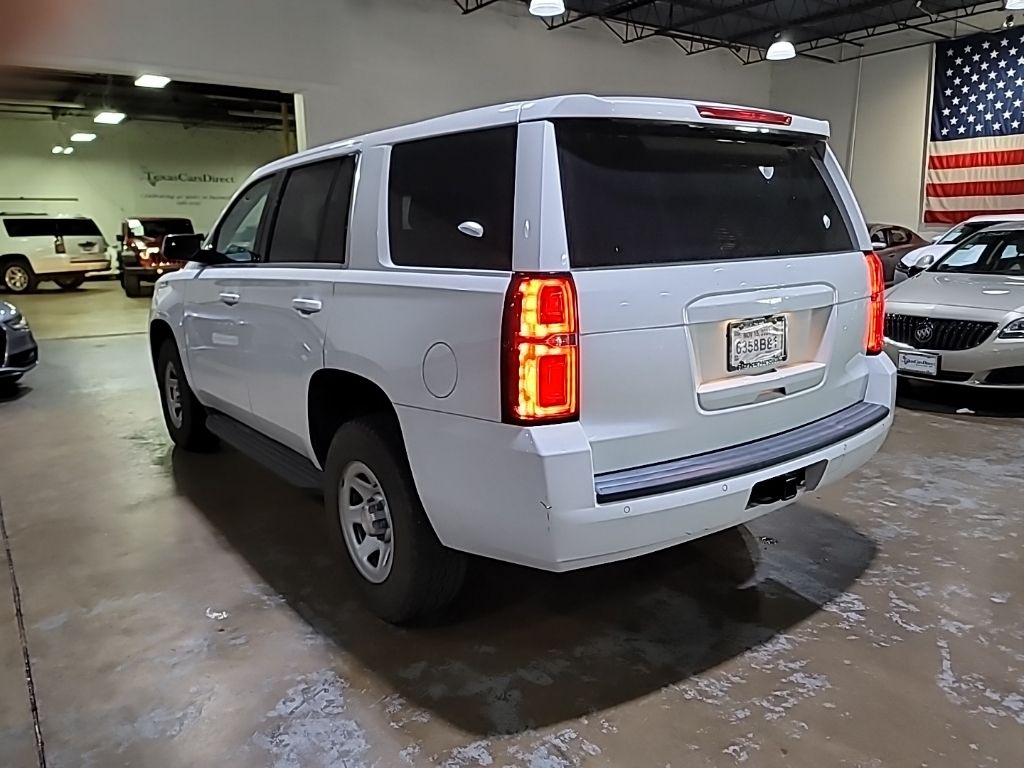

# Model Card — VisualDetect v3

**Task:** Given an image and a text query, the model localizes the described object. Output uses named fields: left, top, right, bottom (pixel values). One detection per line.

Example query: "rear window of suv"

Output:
left=555, top=120, right=854, bottom=268
left=3, top=218, right=103, bottom=238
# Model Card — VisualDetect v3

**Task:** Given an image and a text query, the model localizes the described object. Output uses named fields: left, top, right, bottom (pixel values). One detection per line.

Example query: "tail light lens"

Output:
left=865, top=251, right=885, bottom=355
left=503, top=274, right=579, bottom=424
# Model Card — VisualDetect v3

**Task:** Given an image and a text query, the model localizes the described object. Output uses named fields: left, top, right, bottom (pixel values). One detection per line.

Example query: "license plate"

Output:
left=728, top=316, right=787, bottom=371
left=897, top=350, right=939, bottom=376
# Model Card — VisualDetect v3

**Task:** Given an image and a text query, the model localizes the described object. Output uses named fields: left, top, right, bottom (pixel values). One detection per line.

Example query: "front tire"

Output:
left=156, top=340, right=217, bottom=451
left=2, top=259, right=38, bottom=293
left=55, top=275, right=85, bottom=290
left=324, top=416, right=467, bottom=624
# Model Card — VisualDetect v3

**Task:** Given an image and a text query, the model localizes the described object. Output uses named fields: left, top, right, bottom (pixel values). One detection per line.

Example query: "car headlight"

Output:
left=999, top=318, right=1024, bottom=339
left=5, top=312, right=29, bottom=331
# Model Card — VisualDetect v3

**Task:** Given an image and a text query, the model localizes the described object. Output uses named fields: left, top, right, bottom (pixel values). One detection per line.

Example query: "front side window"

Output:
left=936, top=230, right=1024, bottom=274
left=267, top=160, right=339, bottom=263
left=388, top=127, right=516, bottom=270
left=556, top=119, right=854, bottom=268
left=890, top=228, right=910, bottom=246
left=214, top=177, right=274, bottom=261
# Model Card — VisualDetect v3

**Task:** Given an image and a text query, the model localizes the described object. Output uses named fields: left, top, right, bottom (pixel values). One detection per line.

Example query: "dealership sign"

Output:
left=144, top=171, right=236, bottom=187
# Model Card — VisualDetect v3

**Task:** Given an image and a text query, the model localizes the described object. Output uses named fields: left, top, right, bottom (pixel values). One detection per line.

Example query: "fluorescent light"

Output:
left=766, top=40, right=796, bottom=61
left=63, top=147, right=74, bottom=155
left=529, top=0, right=565, bottom=16
left=134, top=74, right=171, bottom=89
left=51, top=146, right=63, bottom=154
left=70, top=132, right=96, bottom=142
left=1007, top=1, right=1024, bottom=10
left=94, top=111, right=126, bottom=125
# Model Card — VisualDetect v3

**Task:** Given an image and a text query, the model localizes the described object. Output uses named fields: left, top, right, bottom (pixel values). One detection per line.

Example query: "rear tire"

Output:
left=2, top=259, right=38, bottom=294
left=124, top=274, right=142, bottom=297
left=324, top=416, right=467, bottom=624
left=55, top=275, right=85, bottom=290
left=156, top=340, right=217, bottom=451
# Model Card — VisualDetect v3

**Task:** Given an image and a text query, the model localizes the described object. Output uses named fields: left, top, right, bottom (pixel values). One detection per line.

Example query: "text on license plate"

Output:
left=728, top=316, right=787, bottom=371
left=897, top=350, right=939, bottom=376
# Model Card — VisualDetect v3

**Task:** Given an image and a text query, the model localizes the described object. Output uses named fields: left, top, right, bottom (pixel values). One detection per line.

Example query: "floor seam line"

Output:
left=0, top=497, right=48, bottom=768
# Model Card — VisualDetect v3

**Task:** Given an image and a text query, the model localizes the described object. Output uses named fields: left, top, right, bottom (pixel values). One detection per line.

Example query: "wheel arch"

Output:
left=307, top=368, right=405, bottom=470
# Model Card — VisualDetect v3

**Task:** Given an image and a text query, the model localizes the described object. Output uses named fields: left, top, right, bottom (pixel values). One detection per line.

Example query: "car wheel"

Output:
left=124, top=274, right=142, bottom=297
left=324, top=416, right=467, bottom=624
left=156, top=340, right=218, bottom=451
left=2, top=259, right=38, bottom=294
left=55, top=275, right=85, bottom=290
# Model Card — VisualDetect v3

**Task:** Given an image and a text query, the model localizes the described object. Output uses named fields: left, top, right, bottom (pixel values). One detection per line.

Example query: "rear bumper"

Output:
left=399, top=354, right=896, bottom=571
left=1, top=329, right=38, bottom=378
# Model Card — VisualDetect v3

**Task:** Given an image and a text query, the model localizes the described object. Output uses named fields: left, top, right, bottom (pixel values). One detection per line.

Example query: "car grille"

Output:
left=884, top=314, right=997, bottom=351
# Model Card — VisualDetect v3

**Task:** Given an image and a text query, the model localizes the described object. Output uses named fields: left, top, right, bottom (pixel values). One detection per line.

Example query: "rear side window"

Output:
left=267, top=159, right=339, bottom=263
left=388, top=127, right=516, bottom=270
left=555, top=120, right=854, bottom=268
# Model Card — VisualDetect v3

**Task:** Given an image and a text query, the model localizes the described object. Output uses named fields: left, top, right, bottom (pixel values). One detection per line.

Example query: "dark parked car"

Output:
left=0, top=300, right=37, bottom=390
left=869, top=223, right=928, bottom=285
left=117, top=217, right=195, bottom=297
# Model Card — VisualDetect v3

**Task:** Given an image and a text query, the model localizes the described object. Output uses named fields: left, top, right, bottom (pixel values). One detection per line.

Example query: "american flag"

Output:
left=926, top=28, right=1024, bottom=224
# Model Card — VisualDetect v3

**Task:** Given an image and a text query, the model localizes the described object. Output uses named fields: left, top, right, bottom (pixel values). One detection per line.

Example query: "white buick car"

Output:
left=885, top=222, right=1024, bottom=387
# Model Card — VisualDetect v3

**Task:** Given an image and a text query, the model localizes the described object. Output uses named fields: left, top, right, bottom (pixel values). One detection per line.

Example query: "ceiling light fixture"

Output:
left=51, top=146, right=64, bottom=154
left=94, top=111, right=126, bottom=125
left=63, top=147, right=74, bottom=155
left=134, top=74, right=171, bottom=89
left=529, top=0, right=565, bottom=17
left=1007, top=0, right=1024, bottom=10
left=766, top=39, right=796, bottom=61
left=70, top=132, right=97, bottom=142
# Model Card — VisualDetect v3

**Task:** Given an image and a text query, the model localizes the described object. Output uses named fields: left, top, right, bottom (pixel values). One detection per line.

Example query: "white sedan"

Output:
left=892, top=213, right=1024, bottom=284
left=885, top=222, right=1024, bottom=388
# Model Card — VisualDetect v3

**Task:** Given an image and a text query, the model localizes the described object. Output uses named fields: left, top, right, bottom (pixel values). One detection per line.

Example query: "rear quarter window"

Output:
left=555, top=120, right=854, bottom=268
left=387, top=126, right=516, bottom=270
left=3, top=218, right=58, bottom=238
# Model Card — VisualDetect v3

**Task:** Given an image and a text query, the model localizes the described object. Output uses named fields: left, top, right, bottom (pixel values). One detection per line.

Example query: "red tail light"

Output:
left=502, top=274, right=579, bottom=425
left=697, top=105, right=794, bottom=126
left=865, top=252, right=885, bottom=355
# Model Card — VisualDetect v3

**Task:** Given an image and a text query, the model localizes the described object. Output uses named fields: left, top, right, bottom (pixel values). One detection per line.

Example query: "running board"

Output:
left=206, top=412, right=324, bottom=492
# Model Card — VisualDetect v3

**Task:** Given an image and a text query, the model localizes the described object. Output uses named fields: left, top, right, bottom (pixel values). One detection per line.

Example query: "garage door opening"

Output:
left=0, top=66, right=297, bottom=339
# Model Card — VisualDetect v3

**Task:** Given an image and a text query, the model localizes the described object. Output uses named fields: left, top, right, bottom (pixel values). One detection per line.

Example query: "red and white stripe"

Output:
left=924, top=136, right=1024, bottom=224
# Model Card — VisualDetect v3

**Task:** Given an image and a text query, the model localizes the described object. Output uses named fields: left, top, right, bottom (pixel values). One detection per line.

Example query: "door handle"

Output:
left=219, top=292, right=240, bottom=306
left=292, top=298, right=322, bottom=314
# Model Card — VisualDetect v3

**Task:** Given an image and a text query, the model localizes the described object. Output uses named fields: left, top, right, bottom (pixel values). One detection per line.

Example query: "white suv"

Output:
left=1, top=213, right=111, bottom=293
left=150, top=96, right=896, bottom=623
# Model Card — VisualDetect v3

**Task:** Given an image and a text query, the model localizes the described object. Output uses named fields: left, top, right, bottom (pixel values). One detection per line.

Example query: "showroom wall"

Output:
left=18, top=0, right=774, bottom=148
left=0, top=118, right=281, bottom=240
left=771, top=47, right=935, bottom=233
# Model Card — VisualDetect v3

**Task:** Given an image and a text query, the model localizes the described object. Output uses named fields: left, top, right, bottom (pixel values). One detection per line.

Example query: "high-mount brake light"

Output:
left=696, top=105, right=794, bottom=126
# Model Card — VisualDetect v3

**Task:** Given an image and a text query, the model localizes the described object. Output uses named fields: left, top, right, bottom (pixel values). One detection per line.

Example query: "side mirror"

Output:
left=908, top=253, right=936, bottom=277
left=162, top=233, right=206, bottom=262
left=871, top=240, right=886, bottom=250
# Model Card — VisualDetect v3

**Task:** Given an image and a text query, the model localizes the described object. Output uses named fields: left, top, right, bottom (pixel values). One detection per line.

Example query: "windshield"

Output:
left=555, top=119, right=853, bottom=267
left=128, top=218, right=194, bottom=238
left=936, top=221, right=995, bottom=245
left=934, top=229, right=1024, bottom=274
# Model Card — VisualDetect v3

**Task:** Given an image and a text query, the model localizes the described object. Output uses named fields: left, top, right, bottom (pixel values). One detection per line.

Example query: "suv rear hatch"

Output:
left=553, top=117, right=872, bottom=475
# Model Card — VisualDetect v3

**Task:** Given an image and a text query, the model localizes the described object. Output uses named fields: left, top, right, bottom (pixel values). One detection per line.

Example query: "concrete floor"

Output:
left=0, top=290, right=1022, bottom=767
